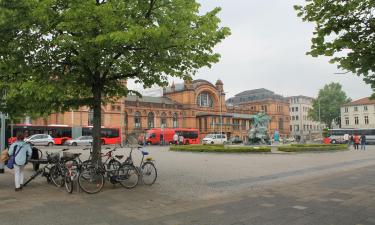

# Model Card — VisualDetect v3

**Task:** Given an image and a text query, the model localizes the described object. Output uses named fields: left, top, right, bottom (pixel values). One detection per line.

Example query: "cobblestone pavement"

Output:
left=0, top=145, right=375, bottom=225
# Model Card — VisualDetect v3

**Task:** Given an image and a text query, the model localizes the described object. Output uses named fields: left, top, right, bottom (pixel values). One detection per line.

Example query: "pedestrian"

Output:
left=173, top=133, right=178, bottom=145
left=273, top=129, right=280, bottom=145
left=360, top=133, right=366, bottom=150
left=353, top=134, right=360, bottom=150
left=349, top=135, right=354, bottom=147
left=343, top=133, right=349, bottom=144
left=8, top=134, right=32, bottom=192
left=178, top=135, right=184, bottom=145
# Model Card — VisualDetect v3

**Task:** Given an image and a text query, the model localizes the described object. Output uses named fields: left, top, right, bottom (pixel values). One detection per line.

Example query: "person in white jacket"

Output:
left=8, top=134, right=32, bottom=191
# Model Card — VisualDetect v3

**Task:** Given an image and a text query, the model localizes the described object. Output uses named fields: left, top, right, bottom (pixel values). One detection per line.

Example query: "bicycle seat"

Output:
left=142, top=151, right=149, bottom=156
left=115, top=155, right=124, bottom=160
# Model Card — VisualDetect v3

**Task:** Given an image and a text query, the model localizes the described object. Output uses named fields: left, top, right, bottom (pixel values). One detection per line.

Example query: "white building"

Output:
left=288, top=96, right=323, bottom=139
left=341, top=97, right=375, bottom=129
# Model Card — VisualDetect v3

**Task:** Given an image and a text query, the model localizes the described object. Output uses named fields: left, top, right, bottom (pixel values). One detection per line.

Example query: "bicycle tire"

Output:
left=141, top=162, right=157, bottom=185
left=116, top=164, right=139, bottom=189
left=78, top=166, right=104, bottom=194
left=107, top=159, right=121, bottom=177
left=50, top=165, right=65, bottom=187
left=64, top=175, right=74, bottom=194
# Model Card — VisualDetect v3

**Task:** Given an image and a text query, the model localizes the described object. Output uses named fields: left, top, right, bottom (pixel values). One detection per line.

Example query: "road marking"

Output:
left=260, top=203, right=275, bottom=207
left=329, top=198, right=345, bottom=202
left=211, top=209, right=226, bottom=215
left=292, top=205, right=307, bottom=210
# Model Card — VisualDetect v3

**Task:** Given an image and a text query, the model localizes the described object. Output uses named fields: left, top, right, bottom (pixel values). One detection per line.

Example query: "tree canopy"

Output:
left=308, top=82, right=351, bottom=128
left=295, top=1, right=375, bottom=94
left=0, top=0, right=230, bottom=157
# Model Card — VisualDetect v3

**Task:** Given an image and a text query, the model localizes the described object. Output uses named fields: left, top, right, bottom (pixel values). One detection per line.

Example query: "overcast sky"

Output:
left=129, top=0, right=373, bottom=100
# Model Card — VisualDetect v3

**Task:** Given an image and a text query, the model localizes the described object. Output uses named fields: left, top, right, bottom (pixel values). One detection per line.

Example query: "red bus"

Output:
left=7, top=124, right=120, bottom=145
left=145, top=128, right=200, bottom=145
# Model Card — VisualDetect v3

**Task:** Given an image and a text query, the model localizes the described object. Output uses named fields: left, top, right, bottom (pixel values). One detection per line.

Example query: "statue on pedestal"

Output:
left=248, top=112, right=271, bottom=145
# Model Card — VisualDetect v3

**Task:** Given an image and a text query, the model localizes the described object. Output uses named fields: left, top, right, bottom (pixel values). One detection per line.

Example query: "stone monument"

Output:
left=247, top=112, right=271, bottom=145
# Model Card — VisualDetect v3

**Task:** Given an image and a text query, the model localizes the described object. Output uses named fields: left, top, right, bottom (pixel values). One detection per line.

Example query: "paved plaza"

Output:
left=1, top=145, right=375, bottom=225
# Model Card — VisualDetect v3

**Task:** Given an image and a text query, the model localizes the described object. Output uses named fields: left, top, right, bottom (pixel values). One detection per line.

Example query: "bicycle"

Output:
left=120, top=146, right=157, bottom=187
left=24, top=148, right=69, bottom=187
left=78, top=146, right=122, bottom=194
left=64, top=152, right=84, bottom=193
left=49, top=150, right=78, bottom=187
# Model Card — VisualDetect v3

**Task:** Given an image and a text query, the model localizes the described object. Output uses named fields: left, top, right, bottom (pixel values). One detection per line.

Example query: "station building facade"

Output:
left=226, top=88, right=290, bottom=136
left=32, top=79, right=258, bottom=142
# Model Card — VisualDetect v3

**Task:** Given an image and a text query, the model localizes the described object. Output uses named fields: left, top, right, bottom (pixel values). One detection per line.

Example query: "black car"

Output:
left=229, top=137, right=243, bottom=144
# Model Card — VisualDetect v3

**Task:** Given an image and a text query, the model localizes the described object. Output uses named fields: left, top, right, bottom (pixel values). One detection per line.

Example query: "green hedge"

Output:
left=278, top=144, right=348, bottom=152
left=170, top=145, right=271, bottom=153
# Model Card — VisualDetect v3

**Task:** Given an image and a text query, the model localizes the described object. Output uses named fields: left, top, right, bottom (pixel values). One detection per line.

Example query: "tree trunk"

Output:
left=92, top=84, right=102, bottom=165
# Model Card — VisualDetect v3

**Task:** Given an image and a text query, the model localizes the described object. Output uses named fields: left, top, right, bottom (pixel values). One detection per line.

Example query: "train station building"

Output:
left=32, top=79, right=290, bottom=142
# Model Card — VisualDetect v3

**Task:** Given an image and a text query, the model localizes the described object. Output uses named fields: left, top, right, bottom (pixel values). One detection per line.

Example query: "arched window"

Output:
left=148, top=112, right=155, bottom=128
left=173, top=113, right=178, bottom=128
left=160, top=112, right=167, bottom=128
left=134, top=112, right=141, bottom=128
left=279, top=118, right=284, bottom=131
left=196, top=92, right=213, bottom=107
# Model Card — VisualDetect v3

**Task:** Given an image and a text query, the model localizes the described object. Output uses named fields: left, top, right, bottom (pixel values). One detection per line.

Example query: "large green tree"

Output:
left=309, top=83, right=351, bottom=128
left=295, top=1, right=375, bottom=94
left=0, top=0, right=230, bottom=160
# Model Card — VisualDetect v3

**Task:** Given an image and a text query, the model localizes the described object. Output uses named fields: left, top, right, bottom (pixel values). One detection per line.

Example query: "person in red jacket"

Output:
left=353, top=134, right=360, bottom=150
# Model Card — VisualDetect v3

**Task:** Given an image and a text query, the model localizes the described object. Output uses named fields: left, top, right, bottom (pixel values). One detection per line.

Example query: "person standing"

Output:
left=353, top=134, right=360, bottom=150
left=360, top=133, right=366, bottom=150
left=178, top=135, right=184, bottom=145
left=8, top=134, right=32, bottom=191
left=273, top=129, right=280, bottom=145
left=173, top=133, right=179, bottom=145
left=343, top=133, right=349, bottom=144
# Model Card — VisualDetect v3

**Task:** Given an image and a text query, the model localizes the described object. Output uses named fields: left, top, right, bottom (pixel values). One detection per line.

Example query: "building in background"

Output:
left=32, top=79, right=257, bottom=142
left=341, top=97, right=375, bottom=129
left=288, top=96, right=323, bottom=140
left=226, top=88, right=290, bottom=136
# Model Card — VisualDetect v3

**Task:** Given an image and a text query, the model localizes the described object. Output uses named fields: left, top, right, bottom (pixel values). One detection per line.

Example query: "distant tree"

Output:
left=309, top=83, right=351, bottom=128
left=0, top=0, right=230, bottom=161
left=295, top=1, right=375, bottom=95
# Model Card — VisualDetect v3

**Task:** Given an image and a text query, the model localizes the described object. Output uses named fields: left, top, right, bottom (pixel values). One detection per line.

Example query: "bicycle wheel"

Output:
left=107, top=159, right=121, bottom=176
left=116, top=164, right=139, bottom=189
left=64, top=175, right=74, bottom=194
left=50, top=165, right=65, bottom=187
left=64, top=160, right=78, bottom=194
left=141, top=162, right=157, bottom=185
left=78, top=166, right=104, bottom=194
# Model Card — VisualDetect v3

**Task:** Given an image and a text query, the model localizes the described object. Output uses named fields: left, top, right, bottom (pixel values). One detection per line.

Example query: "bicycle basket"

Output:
left=62, top=152, right=75, bottom=160
left=47, top=152, right=60, bottom=163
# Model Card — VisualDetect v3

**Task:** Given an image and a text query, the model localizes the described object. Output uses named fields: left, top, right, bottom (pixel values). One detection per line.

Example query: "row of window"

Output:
left=132, top=112, right=179, bottom=129
left=290, top=124, right=322, bottom=132
left=344, top=105, right=371, bottom=113
left=344, top=116, right=370, bottom=125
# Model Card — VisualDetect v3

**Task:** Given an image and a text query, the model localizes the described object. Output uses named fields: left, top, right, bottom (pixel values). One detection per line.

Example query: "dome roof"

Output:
left=215, top=79, right=223, bottom=85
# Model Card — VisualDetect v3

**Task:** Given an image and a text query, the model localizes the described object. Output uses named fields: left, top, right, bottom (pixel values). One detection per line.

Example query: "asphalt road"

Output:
left=0, top=145, right=375, bottom=225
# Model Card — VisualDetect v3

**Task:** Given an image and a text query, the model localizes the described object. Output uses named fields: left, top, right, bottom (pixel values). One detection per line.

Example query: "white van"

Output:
left=202, top=134, right=227, bottom=144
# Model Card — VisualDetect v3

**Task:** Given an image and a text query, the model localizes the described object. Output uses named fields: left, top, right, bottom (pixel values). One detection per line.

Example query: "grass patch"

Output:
left=170, top=144, right=271, bottom=153
left=278, top=144, right=348, bottom=152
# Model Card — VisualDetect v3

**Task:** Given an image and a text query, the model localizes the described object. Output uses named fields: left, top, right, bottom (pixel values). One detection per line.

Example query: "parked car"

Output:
left=65, top=136, right=93, bottom=146
left=25, top=134, right=55, bottom=146
left=202, top=134, right=227, bottom=144
left=229, top=136, right=243, bottom=144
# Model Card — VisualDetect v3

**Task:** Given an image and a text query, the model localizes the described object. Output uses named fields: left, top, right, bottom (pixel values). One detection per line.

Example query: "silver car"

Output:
left=65, top=136, right=93, bottom=146
left=25, top=134, right=55, bottom=146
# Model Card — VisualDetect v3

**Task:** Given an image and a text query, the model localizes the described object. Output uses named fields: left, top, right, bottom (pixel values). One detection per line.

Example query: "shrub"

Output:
left=170, top=145, right=271, bottom=153
left=278, top=144, right=348, bottom=152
